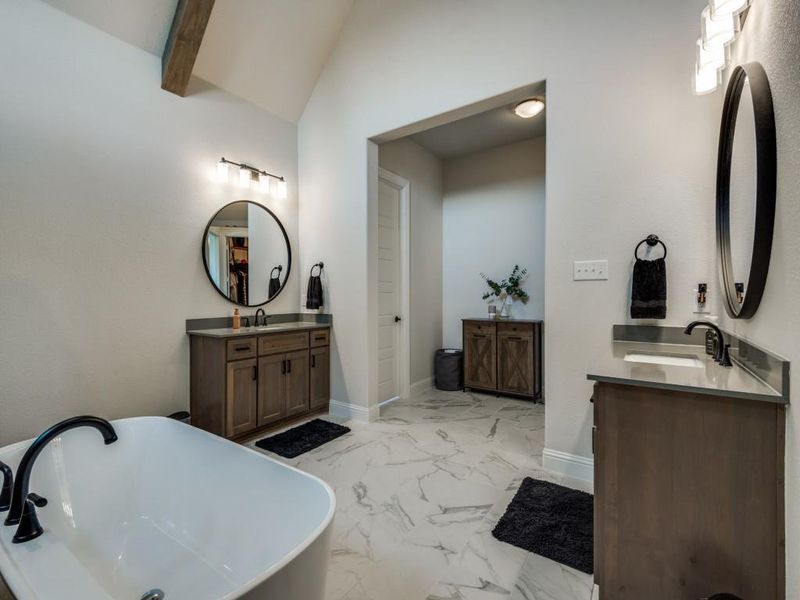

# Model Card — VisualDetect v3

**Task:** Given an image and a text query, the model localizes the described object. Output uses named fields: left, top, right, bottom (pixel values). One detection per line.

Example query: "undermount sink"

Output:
left=253, top=322, right=305, bottom=331
left=624, top=351, right=703, bottom=368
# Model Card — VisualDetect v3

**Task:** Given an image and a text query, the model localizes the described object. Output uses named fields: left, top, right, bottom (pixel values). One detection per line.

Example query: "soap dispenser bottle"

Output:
left=232, top=309, right=241, bottom=330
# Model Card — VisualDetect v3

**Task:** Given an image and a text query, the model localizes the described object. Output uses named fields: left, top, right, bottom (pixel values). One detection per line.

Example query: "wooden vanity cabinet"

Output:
left=462, top=319, right=542, bottom=400
left=592, top=382, right=785, bottom=600
left=190, top=326, right=330, bottom=440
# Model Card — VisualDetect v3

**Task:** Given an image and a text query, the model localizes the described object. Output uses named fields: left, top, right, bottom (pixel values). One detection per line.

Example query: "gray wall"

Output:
left=442, top=137, right=546, bottom=347
left=0, top=1, right=299, bottom=445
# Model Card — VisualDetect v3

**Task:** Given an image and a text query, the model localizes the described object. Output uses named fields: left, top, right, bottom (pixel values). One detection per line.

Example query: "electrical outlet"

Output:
left=574, top=260, right=608, bottom=281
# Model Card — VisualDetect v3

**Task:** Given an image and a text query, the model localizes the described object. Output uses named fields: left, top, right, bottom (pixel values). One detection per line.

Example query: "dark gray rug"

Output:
left=492, top=477, right=593, bottom=574
left=255, top=419, right=350, bottom=458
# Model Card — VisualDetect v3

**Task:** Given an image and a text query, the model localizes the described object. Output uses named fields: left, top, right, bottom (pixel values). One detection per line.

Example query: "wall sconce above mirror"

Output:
left=716, top=62, right=776, bottom=319
left=202, top=200, right=291, bottom=307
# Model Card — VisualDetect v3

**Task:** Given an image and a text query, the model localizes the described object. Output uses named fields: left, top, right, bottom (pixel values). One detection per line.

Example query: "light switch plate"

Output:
left=574, top=260, right=608, bottom=281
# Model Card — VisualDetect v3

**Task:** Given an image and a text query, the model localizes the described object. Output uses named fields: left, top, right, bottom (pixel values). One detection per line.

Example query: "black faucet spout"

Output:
left=684, top=320, right=732, bottom=367
left=4, top=416, right=118, bottom=532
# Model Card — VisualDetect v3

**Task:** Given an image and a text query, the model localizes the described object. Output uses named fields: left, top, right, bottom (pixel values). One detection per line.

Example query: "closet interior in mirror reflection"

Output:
left=203, top=200, right=291, bottom=306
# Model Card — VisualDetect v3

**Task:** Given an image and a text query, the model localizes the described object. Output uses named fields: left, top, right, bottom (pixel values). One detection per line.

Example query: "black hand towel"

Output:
left=631, top=257, right=666, bottom=319
left=306, top=274, right=323, bottom=309
left=268, top=266, right=282, bottom=299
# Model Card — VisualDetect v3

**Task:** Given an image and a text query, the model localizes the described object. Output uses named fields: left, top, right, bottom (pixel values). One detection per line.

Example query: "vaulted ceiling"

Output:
left=42, top=0, right=355, bottom=123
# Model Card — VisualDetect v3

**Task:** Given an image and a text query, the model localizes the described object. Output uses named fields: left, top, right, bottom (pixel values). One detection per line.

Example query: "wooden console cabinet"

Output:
left=462, top=319, right=542, bottom=400
left=190, top=326, right=331, bottom=440
left=593, top=382, right=785, bottom=600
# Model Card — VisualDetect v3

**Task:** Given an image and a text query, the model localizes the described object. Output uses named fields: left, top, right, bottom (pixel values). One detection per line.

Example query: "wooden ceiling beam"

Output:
left=161, top=0, right=216, bottom=96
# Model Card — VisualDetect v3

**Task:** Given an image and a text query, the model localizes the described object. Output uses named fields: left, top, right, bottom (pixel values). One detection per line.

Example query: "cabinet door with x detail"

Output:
left=464, top=329, right=496, bottom=390
left=497, top=332, right=535, bottom=396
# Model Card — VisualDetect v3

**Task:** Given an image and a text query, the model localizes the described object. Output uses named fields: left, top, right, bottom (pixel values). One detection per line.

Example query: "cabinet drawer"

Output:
left=226, top=338, right=257, bottom=361
left=497, top=322, right=534, bottom=338
left=464, top=321, right=496, bottom=336
left=310, top=328, right=330, bottom=347
left=258, top=332, right=309, bottom=355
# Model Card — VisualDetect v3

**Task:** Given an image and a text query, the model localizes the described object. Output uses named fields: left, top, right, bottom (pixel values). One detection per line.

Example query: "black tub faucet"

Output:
left=254, top=308, right=267, bottom=327
left=4, top=416, right=118, bottom=543
left=684, top=320, right=733, bottom=367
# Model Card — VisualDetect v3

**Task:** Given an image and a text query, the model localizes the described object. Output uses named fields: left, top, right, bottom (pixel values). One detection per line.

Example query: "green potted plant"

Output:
left=481, top=265, right=529, bottom=318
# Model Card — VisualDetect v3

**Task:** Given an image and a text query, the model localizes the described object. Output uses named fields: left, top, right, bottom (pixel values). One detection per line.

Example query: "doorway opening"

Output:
left=373, top=81, right=547, bottom=410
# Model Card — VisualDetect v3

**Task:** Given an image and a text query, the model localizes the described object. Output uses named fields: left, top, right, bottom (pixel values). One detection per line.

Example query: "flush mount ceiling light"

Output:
left=513, top=98, right=545, bottom=119
left=215, top=157, right=286, bottom=197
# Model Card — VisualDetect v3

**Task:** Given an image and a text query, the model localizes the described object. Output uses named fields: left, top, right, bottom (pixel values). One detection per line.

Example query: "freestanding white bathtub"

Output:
left=0, top=417, right=335, bottom=600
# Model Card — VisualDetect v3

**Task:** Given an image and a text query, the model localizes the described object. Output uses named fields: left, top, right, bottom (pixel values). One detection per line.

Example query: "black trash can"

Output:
left=435, top=349, right=463, bottom=391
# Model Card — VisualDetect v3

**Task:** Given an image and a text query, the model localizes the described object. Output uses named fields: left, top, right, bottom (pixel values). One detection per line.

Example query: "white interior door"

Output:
left=377, top=175, right=403, bottom=403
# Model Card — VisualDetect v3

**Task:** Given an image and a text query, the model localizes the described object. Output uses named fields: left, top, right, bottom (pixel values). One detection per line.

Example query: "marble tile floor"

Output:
left=248, top=389, right=594, bottom=600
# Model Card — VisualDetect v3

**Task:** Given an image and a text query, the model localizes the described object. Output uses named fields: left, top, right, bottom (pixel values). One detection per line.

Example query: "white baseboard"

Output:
left=328, top=399, right=377, bottom=423
left=542, top=448, right=594, bottom=483
left=409, top=376, right=433, bottom=398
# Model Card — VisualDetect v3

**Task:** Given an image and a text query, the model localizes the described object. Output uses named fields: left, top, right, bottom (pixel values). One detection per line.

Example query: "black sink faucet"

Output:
left=4, top=416, right=118, bottom=543
left=684, top=320, right=733, bottom=367
left=254, top=308, right=268, bottom=327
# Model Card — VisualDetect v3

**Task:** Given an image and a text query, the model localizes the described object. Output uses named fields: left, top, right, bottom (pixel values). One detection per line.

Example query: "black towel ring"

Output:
left=270, top=265, right=283, bottom=278
left=634, top=234, right=667, bottom=260
left=310, top=261, right=324, bottom=276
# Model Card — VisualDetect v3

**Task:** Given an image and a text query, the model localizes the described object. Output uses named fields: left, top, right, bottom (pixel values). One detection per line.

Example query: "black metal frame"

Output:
left=716, top=62, right=776, bottom=319
left=201, top=200, right=292, bottom=307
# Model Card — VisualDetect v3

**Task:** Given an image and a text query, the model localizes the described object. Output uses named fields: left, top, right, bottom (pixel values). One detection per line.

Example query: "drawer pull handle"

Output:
left=472, top=334, right=487, bottom=339
left=252, top=366, right=258, bottom=380
left=506, top=336, right=522, bottom=341
left=315, top=335, right=326, bottom=341
left=287, top=360, right=292, bottom=374
left=281, top=360, right=286, bottom=375
left=312, top=355, right=316, bottom=368
left=235, top=346, right=250, bottom=352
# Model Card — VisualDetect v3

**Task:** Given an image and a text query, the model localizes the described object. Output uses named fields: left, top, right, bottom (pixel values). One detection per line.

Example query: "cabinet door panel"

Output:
left=310, top=346, right=330, bottom=411
left=464, top=332, right=496, bottom=389
left=258, top=353, right=286, bottom=426
left=226, top=358, right=258, bottom=437
left=497, top=334, right=534, bottom=395
left=285, top=350, right=310, bottom=416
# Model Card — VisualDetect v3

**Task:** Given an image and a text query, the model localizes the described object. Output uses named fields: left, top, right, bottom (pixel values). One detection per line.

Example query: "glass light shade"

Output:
left=694, top=62, right=720, bottom=95
left=696, top=37, right=726, bottom=71
left=216, top=160, right=229, bottom=183
left=710, top=0, right=749, bottom=18
left=275, top=179, right=287, bottom=199
left=259, top=172, right=271, bottom=193
left=701, top=7, right=737, bottom=49
left=513, top=98, right=545, bottom=119
left=239, top=166, right=251, bottom=189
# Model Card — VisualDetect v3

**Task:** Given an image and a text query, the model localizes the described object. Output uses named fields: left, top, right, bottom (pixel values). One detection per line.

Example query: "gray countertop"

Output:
left=587, top=340, right=785, bottom=404
left=187, top=321, right=330, bottom=338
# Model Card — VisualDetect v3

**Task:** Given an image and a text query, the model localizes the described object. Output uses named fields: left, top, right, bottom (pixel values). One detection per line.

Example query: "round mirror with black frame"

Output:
left=202, top=200, right=291, bottom=307
left=716, top=62, right=776, bottom=319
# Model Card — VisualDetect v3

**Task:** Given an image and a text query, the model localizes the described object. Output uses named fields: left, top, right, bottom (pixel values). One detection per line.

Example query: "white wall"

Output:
left=715, top=2, right=800, bottom=596
left=442, top=137, right=546, bottom=348
left=0, top=1, right=299, bottom=445
left=378, top=139, right=443, bottom=387
left=298, top=0, right=718, bottom=440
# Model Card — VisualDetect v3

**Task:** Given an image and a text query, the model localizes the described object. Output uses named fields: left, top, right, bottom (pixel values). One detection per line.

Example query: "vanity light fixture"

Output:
left=275, top=178, right=288, bottom=199
left=701, top=7, right=737, bottom=49
left=216, top=157, right=286, bottom=196
left=709, top=0, right=750, bottom=18
left=216, top=159, right=229, bottom=183
left=693, top=1, right=751, bottom=95
left=513, top=98, right=545, bottom=119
